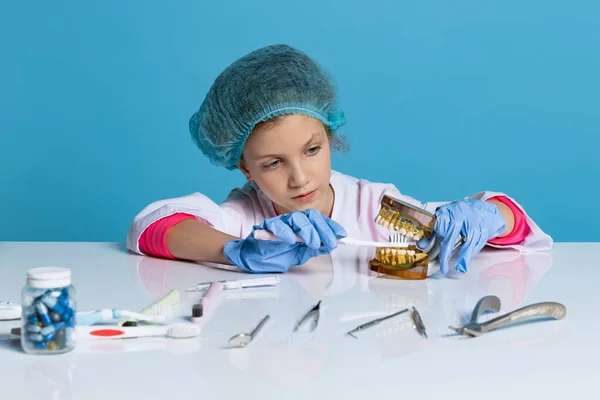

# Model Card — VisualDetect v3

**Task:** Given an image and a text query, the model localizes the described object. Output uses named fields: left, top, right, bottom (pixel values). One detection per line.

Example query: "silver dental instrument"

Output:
left=346, top=308, right=409, bottom=339
left=186, top=276, right=279, bottom=292
left=227, top=314, right=271, bottom=348
left=449, top=295, right=566, bottom=337
left=293, top=301, right=321, bottom=332
left=410, top=306, right=428, bottom=338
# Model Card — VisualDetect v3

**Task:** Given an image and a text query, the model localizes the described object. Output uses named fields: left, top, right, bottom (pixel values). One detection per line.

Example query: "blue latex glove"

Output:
left=223, top=209, right=347, bottom=273
left=417, top=199, right=506, bottom=274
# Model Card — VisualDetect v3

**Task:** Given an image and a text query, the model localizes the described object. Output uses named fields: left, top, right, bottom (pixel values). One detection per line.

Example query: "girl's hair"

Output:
left=189, top=45, right=346, bottom=170
left=253, top=115, right=350, bottom=152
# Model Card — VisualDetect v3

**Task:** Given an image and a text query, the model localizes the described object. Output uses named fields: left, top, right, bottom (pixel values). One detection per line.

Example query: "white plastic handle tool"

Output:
left=74, top=324, right=201, bottom=340
left=222, top=276, right=279, bottom=290
left=0, top=301, right=22, bottom=321
left=253, top=229, right=410, bottom=248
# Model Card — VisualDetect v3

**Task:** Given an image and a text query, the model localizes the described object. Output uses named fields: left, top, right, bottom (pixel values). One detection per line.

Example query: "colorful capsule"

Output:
left=26, top=324, right=42, bottom=333
left=35, top=302, right=52, bottom=326
left=42, top=295, right=67, bottom=316
left=27, top=333, right=44, bottom=342
left=32, top=342, right=48, bottom=350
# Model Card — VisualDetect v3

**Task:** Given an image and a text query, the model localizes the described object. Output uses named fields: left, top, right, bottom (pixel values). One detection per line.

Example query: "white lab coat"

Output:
left=126, top=170, right=552, bottom=260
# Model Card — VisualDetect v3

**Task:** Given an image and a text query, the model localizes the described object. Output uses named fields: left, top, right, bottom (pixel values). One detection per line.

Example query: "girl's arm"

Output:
left=128, top=191, right=252, bottom=261
left=487, top=198, right=515, bottom=237
left=166, top=219, right=236, bottom=264
left=485, top=195, right=532, bottom=246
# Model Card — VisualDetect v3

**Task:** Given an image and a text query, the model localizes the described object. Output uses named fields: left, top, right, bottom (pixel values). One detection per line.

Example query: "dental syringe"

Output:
left=185, top=276, right=279, bottom=292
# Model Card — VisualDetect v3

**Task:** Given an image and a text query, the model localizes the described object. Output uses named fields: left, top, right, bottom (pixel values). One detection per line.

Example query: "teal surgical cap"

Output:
left=189, top=44, right=346, bottom=170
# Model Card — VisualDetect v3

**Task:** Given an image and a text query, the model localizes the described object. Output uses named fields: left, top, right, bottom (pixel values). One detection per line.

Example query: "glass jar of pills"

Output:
left=21, top=267, right=76, bottom=354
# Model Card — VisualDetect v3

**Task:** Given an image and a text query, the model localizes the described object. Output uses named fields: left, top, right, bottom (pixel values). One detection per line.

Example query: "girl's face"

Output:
left=239, top=114, right=334, bottom=217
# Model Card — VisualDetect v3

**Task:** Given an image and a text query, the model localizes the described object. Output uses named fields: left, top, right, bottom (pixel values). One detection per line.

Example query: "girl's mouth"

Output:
left=293, top=190, right=317, bottom=203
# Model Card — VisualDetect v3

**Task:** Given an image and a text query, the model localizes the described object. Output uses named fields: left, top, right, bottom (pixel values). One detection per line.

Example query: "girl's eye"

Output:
left=306, top=146, right=321, bottom=155
left=264, top=160, right=280, bottom=169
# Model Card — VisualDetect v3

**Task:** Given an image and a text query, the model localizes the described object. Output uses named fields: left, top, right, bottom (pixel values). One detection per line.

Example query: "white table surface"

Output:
left=0, top=242, right=598, bottom=399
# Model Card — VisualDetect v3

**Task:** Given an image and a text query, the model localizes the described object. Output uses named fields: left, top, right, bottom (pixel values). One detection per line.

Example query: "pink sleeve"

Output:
left=487, top=196, right=531, bottom=246
left=139, top=213, right=210, bottom=259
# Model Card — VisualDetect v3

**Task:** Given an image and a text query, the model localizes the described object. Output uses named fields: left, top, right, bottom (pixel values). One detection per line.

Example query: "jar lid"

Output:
left=26, top=267, right=72, bottom=289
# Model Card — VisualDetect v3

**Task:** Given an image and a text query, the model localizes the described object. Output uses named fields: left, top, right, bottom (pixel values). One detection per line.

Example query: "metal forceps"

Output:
left=449, top=295, right=567, bottom=337
left=346, top=308, right=409, bottom=338
left=293, top=301, right=321, bottom=332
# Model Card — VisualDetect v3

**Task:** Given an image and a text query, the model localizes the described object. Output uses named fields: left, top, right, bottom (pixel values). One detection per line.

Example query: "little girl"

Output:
left=126, top=44, right=552, bottom=275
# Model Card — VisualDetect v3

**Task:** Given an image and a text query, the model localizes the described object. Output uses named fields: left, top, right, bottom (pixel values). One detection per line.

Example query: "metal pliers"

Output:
left=449, top=295, right=566, bottom=337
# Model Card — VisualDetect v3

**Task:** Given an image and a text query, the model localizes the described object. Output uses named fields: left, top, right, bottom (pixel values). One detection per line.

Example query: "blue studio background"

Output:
left=1, top=0, right=598, bottom=242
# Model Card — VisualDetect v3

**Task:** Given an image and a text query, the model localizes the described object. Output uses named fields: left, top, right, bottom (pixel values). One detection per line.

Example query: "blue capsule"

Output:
left=63, top=308, right=73, bottom=319
left=57, top=294, right=69, bottom=309
left=55, top=321, right=67, bottom=330
left=28, top=333, right=44, bottom=342
left=41, top=295, right=66, bottom=316
left=23, top=305, right=36, bottom=317
left=40, top=321, right=66, bottom=337
left=35, top=302, right=51, bottom=326
left=24, top=305, right=39, bottom=324
left=26, top=324, right=42, bottom=333
left=40, top=326, right=54, bottom=336
left=32, top=341, right=48, bottom=350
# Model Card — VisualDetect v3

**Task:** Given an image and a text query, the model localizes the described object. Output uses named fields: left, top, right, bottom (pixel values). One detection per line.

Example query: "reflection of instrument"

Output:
left=449, top=295, right=566, bottom=337
left=374, top=316, right=430, bottom=359
left=368, top=277, right=430, bottom=309
left=370, top=195, right=464, bottom=279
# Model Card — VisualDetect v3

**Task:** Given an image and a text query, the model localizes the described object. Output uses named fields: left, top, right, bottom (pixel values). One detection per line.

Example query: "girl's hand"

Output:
left=223, top=210, right=347, bottom=273
left=418, top=200, right=506, bottom=274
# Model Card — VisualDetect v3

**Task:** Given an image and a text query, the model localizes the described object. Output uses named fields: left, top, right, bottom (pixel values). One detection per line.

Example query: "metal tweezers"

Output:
left=449, top=295, right=567, bottom=337
left=293, top=301, right=321, bottom=332
left=346, top=308, right=409, bottom=338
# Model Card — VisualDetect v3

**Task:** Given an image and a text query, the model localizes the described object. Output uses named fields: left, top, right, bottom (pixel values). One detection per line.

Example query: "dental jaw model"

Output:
left=370, top=195, right=442, bottom=280
left=374, top=195, right=436, bottom=242
left=369, top=245, right=430, bottom=280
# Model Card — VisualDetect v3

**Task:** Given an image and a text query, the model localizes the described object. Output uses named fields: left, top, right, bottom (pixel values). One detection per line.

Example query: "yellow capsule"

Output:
left=47, top=341, right=56, bottom=351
